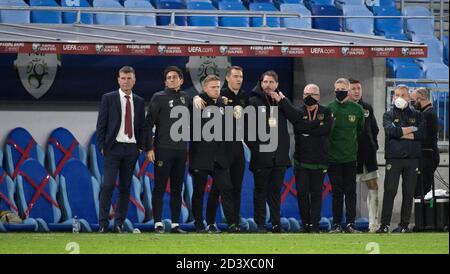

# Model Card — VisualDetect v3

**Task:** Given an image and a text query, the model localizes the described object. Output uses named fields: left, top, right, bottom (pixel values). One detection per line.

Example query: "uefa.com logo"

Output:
left=169, top=105, right=279, bottom=153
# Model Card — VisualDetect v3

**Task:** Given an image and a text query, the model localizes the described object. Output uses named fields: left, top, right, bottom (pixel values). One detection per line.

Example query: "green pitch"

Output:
left=0, top=233, right=448, bottom=254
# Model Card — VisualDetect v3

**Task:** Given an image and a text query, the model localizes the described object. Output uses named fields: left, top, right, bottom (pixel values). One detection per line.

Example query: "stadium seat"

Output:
left=249, top=3, right=280, bottom=27
left=124, top=0, right=156, bottom=26
left=433, top=92, right=449, bottom=137
left=386, top=57, right=416, bottom=77
left=61, top=0, right=93, bottom=24
left=334, top=0, right=364, bottom=10
left=394, top=62, right=425, bottom=87
left=411, top=35, right=444, bottom=65
left=0, top=0, right=30, bottom=24
left=29, top=0, right=62, bottom=24
left=424, top=63, right=449, bottom=89
left=0, top=167, right=38, bottom=232
left=403, top=6, right=434, bottom=39
left=4, top=127, right=45, bottom=180
left=444, top=36, right=449, bottom=66
left=279, top=167, right=298, bottom=232
left=47, top=127, right=87, bottom=178
left=187, top=1, right=218, bottom=26
left=373, top=7, right=404, bottom=36
left=303, top=0, right=333, bottom=10
left=218, top=1, right=250, bottom=27
left=310, top=4, right=343, bottom=31
left=156, top=1, right=187, bottom=26
left=89, top=132, right=103, bottom=184
left=342, top=5, right=373, bottom=35
left=280, top=3, right=312, bottom=28
left=384, top=33, right=409, bottom=41
left=378, top=0, right=396, bottom=7
left=93, top=0, right=126, bottom=25
left=15, top=159, right=73, bottom=232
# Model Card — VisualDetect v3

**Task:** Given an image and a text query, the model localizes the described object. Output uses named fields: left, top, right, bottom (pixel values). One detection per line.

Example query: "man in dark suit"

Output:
left=96, top=66, right=146, bottom=233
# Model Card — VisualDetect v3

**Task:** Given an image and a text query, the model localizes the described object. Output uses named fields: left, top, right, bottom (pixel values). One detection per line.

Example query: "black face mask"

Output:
left=304, top=95, right=318, bottom=106
left=412, top=100, right=422, bottom=110
left=335, top=90, right=348, bottom=102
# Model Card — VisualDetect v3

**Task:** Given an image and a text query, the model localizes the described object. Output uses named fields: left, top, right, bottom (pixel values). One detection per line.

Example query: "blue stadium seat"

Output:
left=47, top=127, right=87, bottom=178
left=218, top=2, right=249, bottom=27
left=310, top=4, right=343, bottom=31
left=89, top=132, right=103, bottom=184
left=384, top=33, right=409, bottom=41
left=444, top=36, right=449, bottom=66
left=0, top=0, right=30, bottom=24
left=30, top=0, right=62, bottom=24
left=15, top=159, right=73, bottom=232
left=424, top=63, right=449, bottom=89
left=93, top=0, right=126, bottom=25
left=403, top=6, right=434, bottom=39
left=373, top=7, right=404, bottom=36
left=342, top=5, right=373, bottom=34
left=4, top=127, right=45, bottom=180
left=279, top=167, right=297, bottom=232
left=411, top=35, right=444, bottom=65
left=394, top=62, right=425, bottom=87
left=334, top=0, right=364, bottom=10
left=378, top=0, right=396, bottom=7
left=61, top=0, right=93, bottom=24
left=187, top=1, right=218, bottom=26
left=280, top=3, right=312, bottom=28
left=249, top=3, right=280, bottom=27
left=124, top=0, right=156, bottom=26
left=0, top=167, right=38, bottom=232
left=156, top=1, right=187, bottom=26
left=386, top=57, right=416, bottom=77
left=304, top=0, right=333, bottom=10
left=433, top=92, right=449, bottom=137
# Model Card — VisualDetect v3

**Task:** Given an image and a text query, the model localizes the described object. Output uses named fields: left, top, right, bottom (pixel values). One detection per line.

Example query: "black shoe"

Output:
left=272, top=224, right=285, bottom=233
left=392, top=225, right=411, bottom=233
left=171, top=226, right=187, bottom=234
left=206, top=224, right=221, bottom=234
left=256, top=226, right=267, bottom=233
left=376, top=224, right=390, bottom=234
left=113, top=225, right=124, bottom=233
left=98, top=226, right=108, bottom=233
left=310, top=224, right=320, bottom=233
left=344, top=223, right=361, bottom=233
left=299, top=224, right=310, bottom=233
left=329, top=224, right=342, bottom=233
left=155, top=225, right=165, bottom=234
left=195, top=224, right=206, bottom=233
left=228, top=224, right=240, bottom=233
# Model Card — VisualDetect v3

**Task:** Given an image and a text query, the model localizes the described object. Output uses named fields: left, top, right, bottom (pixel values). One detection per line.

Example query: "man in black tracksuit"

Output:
left=377, top=85, right=425, bottom=233
left=278, top=84, right=333, bottom=233
left=190, top=75, right=237, bottom=233
left=247, top=70, right=294, bottom=233
left=202, top=66, right=250, bottom=231
left=145, top=66, right=189, bottom=233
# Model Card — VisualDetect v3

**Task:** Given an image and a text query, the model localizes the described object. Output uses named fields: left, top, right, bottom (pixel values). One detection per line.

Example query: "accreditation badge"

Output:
left=180, top=96, right=186, bottom=105
left=268, top=117, right=277, bottom=128
left=348, top=115, right=356, bottom=123
left=317, top=113, right=324, bottom=121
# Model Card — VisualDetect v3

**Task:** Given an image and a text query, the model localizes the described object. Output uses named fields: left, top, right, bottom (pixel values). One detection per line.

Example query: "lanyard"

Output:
left=307, top=105, right=318, bottom=121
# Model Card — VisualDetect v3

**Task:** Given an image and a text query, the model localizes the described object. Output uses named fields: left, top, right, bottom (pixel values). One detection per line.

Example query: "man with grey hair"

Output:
left=327, top=78, right=365, bottom=233
left=410, top=88, right=440, bottom=207
left=377, top=85, right=425, bottom=233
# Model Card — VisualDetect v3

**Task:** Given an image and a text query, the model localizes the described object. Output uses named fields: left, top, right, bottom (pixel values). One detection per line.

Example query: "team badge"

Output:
left=233, top=105, right=243, bottom=119
left=156, top=161, right=164, bottom=167
left=348, top=115, right=356, bottom=123
left=409, top=117, right=416, bottom=124
left=394, top=119, right=399, bottom=123
left=386, top=164, right=392, bottom=171
left=364, top=109, right=370, bottom=118
left=317, top=113, right=324, bottom=121
left=169, top=100, right=174, bottom=108
left=180, top=96, right=185, bottom=104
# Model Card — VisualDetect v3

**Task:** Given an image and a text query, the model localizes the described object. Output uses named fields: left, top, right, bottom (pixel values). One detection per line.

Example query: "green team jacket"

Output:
left=328, top=100, right=365, bottom=163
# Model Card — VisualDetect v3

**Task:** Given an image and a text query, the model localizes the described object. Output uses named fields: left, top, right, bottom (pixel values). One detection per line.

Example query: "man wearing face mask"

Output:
left=348, top=78, right=380, bottom=233
left=327, top=78, right=365, bottom=233
left=277, top=84, right=333, bottom=233
left=377, top=85, right=425, bottom=233
left=410, top=88, right=440, bottom=199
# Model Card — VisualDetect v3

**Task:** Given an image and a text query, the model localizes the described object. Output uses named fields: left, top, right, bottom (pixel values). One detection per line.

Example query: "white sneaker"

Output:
left=368, top=223, right=379, bottom=233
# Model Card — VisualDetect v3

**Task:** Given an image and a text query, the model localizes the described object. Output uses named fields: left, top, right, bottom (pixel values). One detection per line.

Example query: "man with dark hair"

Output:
left=410, top=88, right=440, bottom=198
left=327, top=78, right=365, bottom=233
left=377, top=85, right=425, bottom=233
left=96, top=66, right=146, bottom=233
left=145, top=66, right=189, bottom=233
left=348, top=78, right=380, bottom=233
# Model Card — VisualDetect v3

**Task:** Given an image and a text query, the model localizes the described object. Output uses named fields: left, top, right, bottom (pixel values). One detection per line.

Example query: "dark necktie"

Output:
left=124, top=95, right=133, bottom=139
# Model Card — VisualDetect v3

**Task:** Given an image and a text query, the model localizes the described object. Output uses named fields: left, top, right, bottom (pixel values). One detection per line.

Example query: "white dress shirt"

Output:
left=116, top=89, right=137, bottom=144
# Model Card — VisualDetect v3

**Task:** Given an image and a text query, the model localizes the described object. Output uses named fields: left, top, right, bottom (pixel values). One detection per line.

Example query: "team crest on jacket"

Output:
left=156, top=161, right=164, bottom=167
left=180, top=96, right=185, bottom=105
left=317, top=113, right=324, bottom=121
left=409, top=117, right=416, bottom=124
left=386, top=164, right=392, bottom=170
left=233, top=105, right=243, bottom=119
left=364, top=109, right=370, bottom=118
left=348, top=115, right=356, bottom=123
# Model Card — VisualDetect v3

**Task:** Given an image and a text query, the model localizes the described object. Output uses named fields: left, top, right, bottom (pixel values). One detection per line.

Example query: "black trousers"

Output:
left=207, top=143, right=245, bottom=225
left=153, top=147, right=187, bottom=224
left=328, top=161, right=357, bottom=225
left=381, top=158, right=419, bottom=227
left=295, top=165, right=325, bottom=228
left=415, top=150, right=439, bottom=197
left=253, top=166, right=286, bottom=227
left=191, top=165, right=235, bottom=228
left=99, top=142, right=139, bottom=228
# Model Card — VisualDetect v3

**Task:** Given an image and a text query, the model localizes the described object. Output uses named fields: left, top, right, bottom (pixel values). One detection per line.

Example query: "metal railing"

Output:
left=385, top=78, right=449, bottom=151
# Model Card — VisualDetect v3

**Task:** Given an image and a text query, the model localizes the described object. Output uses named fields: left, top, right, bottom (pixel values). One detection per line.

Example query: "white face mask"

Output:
left=394, top=97, right=408, bottom=109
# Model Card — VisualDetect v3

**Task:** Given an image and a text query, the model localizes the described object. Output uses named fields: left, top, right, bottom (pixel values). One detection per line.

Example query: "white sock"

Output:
left=155, top=222, right=163, bottom=228
left=171, top=223, right=179, bottom=229
left=367, top=189, right=379, bottom=226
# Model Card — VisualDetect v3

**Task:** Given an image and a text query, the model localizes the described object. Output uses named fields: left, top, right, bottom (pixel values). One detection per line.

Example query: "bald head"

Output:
left=410, top=88, right=431, bottom=109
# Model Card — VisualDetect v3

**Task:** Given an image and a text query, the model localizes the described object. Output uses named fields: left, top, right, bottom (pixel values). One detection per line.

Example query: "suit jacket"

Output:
left=96, top=90, right=146, bottom=153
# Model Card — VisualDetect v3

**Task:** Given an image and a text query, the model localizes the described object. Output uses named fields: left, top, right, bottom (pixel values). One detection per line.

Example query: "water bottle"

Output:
left=72, top=216, right=80, bottom=233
